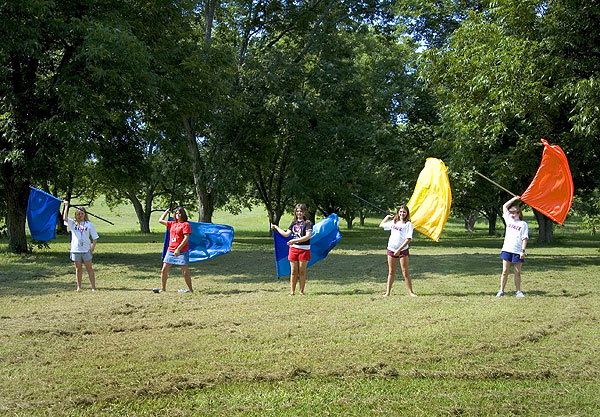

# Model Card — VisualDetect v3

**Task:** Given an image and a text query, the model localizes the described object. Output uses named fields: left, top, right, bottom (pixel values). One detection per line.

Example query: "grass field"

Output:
left=1, top=202, right=599, bottom=416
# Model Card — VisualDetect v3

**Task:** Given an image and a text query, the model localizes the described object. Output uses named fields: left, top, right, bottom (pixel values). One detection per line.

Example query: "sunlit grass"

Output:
left=1, top=204, right=598, bottom=415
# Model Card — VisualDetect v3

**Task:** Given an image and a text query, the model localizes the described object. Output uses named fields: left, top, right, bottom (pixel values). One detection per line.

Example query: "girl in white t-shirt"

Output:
left=497, top=196, right=529, bottom=298
left=62, top=202, right=99, bottom=292
left=379, top=205, right=417, bottom=297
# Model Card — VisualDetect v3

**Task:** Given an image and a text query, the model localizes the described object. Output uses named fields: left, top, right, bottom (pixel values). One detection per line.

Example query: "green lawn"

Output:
left=1, top=204, right=599, bottom=416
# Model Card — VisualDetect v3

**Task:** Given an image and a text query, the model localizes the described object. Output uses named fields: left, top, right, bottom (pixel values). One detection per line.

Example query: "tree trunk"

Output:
left=203, top=0, right=218, bottom=45
left=251, top=138, right=291, bottom=226
left=196, top=186, right=214, bottom=223
left=308, top=207, right=317, bottom=225
left=359, top=210, right=366, bottom=226
left=56, top=181, right=73, bottom=235
left=55, top=209, right=67, bottom=234
left=534, top=210, right=554, bottom=243
left=2, top=163, right=29, bottom=253
left=344, top=214, right=354, bottom=230
left=182, top=116, right=214, bottom=223
left=463, top=210, right=478, bottom=232
left=268, top=210, right=282, bottom=226
left=126, top=190, right=151, bottom=233
left=487, top=210, right=497, bottom=235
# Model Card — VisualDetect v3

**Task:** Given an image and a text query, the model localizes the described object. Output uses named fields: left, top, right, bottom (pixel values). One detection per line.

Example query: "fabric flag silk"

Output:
left=406, top=158, right=452, bottom=242
left=26, top=187, right=63, bottom=241
left=162, top=220, right=234, bottom=263
left=520, top=139, right=573, bottom=225
left=273, top=213, right=342, bottom=278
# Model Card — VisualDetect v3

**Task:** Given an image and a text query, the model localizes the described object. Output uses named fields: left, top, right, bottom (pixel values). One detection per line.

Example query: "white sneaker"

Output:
left=515, top=291, right=525, bottom=298
left=496, top=291, right=504, bottom=297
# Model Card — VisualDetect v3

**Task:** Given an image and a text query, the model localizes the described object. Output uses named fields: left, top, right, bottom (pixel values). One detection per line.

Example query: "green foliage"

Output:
left=3, top=0, right=599, bottom=249
left=573, top=191, right=600, bottom=236
left=418, top=0, right=600, bottom=236
left=0, top=0, right=199, bottom=249
left=395, top=0, right=480, bottom=48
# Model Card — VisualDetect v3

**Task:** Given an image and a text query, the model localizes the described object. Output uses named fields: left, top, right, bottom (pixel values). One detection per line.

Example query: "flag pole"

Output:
left=67, top=201, right=115, bottom=225
left=83, top=210, right=115, bottom=225
left=351, top=193, right=394, bottom=216
left=474, top=171, right=518, bottom=197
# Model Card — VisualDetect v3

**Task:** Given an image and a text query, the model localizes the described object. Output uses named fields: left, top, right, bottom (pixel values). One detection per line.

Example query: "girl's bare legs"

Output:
left=289, top=261, right=299, bottom=295
left=181, top=265, right=193, bottom=292
left=399, top=256, right=417, bottom=296
left=298, top=260, right=308, bottom=295
left=500, top=260, right=511, bottom=292
left=513, top=262, right=522, bottom=292
left=74, top=261, right=83, bottom=291
left=161, top=263, right=172, bottom=291
left=83, top=259, right=96, bottom=290
left=384, top=255, right=397, bottom=296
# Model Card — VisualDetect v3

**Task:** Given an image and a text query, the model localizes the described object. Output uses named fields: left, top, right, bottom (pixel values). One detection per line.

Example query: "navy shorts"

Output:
left=501, top=251, right=524, bottom=263
left=163, top=251, right=190, bottom=266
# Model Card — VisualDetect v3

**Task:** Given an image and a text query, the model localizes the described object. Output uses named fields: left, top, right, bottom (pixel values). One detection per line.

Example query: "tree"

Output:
left=93, top=118, right=196, bottom=233
left=419, top=0, right=600, bottom=242
left=223, top=0, right=415, bottom=225
left=0, top=0, right=183, bottom=252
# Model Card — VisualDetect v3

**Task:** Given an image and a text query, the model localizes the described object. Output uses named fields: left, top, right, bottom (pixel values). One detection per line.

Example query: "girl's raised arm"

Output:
left=62, top=201, right=70, bottom=224
left=502, top=196, right=521, bottom=214
left=379, top=214, right=393, bottom=228
left=271, top=223, right=292, bottom=237
left=158, top=209, right=170, bottom=226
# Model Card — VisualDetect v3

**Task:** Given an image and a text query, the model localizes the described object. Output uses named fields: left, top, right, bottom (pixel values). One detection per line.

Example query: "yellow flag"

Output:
left=406, top=158, right=452, bottom=242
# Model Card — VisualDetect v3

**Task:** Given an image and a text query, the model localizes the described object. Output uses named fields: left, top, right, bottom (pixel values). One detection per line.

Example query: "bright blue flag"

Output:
left=162, top=220, right=234, bottom=263
left=26, top=187, right=62, bottom=241
left=273, top=213, right=342, bottom=278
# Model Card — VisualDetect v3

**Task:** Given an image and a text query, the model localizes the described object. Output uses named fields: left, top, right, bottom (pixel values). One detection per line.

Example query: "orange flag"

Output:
left=520, top=139, right=573, bottom=225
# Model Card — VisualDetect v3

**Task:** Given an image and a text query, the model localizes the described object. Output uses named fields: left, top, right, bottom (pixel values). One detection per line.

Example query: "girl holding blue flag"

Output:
left=271, top=203, right=313, bottom=296
left=62, top=202, right=99, bottom=292
left=158, top=207, right=193, bottom=293
left=379, top=205, right=417, bottom=297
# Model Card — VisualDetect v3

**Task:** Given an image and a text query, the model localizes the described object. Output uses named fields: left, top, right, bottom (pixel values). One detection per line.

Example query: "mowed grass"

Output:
left=1, top=202, right=599, bottom=416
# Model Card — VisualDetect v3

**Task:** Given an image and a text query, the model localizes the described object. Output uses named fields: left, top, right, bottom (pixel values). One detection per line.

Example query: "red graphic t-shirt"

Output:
left=167, top=221, right=192, bottom=252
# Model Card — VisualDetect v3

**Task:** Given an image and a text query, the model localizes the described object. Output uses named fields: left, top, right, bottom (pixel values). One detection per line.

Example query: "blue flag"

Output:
left=162, top=220, right=234, bottom=263
left=273, top=213, right=342, bottom=278
left=26, top=187, right=62, bottom=241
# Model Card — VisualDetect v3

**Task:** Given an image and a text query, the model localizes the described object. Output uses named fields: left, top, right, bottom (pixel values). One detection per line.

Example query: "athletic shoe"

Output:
left=496, top=291, right=504, bottom=297
left=515, top=291, right=525, bottom=298
left=178, top=288, right=191, bottom=293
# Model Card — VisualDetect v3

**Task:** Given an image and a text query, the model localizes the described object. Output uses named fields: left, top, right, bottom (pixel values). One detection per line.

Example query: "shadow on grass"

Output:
left=2, top=236, right=598, bottom=297
left=0, top=264, right=74, bottom=295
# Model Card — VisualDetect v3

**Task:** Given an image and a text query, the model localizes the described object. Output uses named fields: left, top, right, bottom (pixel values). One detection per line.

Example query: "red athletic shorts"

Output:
left=288, top=247, right=311, bottom=262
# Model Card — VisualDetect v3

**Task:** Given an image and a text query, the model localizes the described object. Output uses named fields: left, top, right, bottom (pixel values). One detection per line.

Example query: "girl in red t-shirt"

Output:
left=158, top=207, right=193, bottom=293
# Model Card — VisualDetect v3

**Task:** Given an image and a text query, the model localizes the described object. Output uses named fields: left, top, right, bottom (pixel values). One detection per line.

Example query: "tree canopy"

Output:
left=1, top=0, right=598, bottom=250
